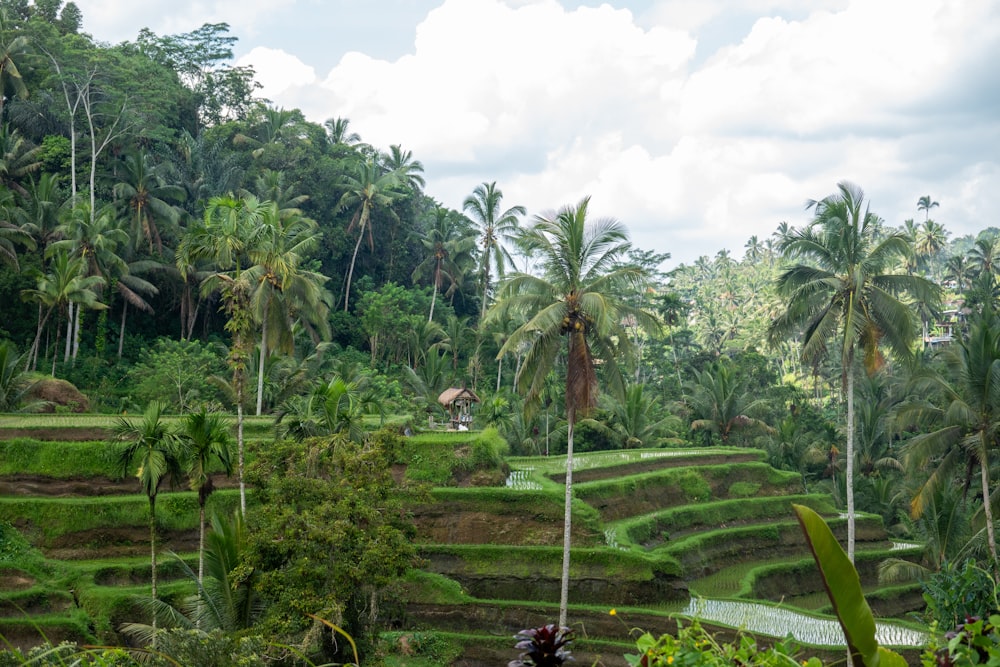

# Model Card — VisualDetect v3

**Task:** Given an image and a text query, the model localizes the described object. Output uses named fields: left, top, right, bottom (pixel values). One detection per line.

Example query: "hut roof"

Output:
left=437, top=387, right=481, bottom=407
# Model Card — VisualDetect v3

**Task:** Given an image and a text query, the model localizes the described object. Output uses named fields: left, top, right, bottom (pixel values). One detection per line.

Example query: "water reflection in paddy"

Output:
left=682, top=598, right=927, bottom=647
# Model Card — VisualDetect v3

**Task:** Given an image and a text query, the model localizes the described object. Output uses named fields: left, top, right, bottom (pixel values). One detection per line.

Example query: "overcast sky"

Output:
left=72, top=0, right=1000, bottom=268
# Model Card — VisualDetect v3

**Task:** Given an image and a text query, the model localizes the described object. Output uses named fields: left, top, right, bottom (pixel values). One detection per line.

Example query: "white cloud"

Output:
left=236, top=47, right=316, bottom=101
left=76, top=0, right=1000, bottom=266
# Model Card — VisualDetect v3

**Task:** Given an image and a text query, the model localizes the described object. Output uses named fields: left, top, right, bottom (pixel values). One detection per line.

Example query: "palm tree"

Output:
left=917, top=195, right=940, bottom=221
left=916, top=219, right=949, bottom=277
left=769, top=181, right=939, bottom=562
left=112, top=151, right=186, bottom=254
left=112, top=401, right=186, bottom=640
left=412, top=206, right=476, bottom=322
left=178, top=194, right=267, bottom=512
left=383, top=144, right=425, bottom=190
left=0, top=8, right=29, bottom=121
left=324, top=116, right=360, bottom=146
left=0, top=187, right=34, bottom=269
left=0, top=123, right=42, bottom=195
left=178, top=409, right=233, bottom=585
left=21, top=250, right=106, bottom=373
left=337, top=159, right=401, bottom=312
left=687, top=360, right=772, bottom=445
left=899, top=310, right=1000, bottom=569
left=463, top=181, right=526, bottom=322
left=246, top=200, right=331, bottom=415
left=0, top=341, right=37, bottom=411
left=489, top=196, right=658, bottom=626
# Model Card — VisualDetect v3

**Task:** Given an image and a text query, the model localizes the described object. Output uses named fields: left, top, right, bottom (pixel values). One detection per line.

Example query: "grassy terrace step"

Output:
left=0, top=491, right=239, bottom=556
left=613, top=494, right=838, bottom=547
left=574, top=462, right=804, bottom=522
left=418, top=544, right=686, bottom=605
left=660, top=514, right=887, bottom=578
left=545, top=448, right=766, bottom=484
left=414, top=487, right=603, bottom=546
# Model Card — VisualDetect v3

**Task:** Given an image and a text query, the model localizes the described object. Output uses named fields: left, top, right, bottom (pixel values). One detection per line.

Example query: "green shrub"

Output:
left=677, top=470, right=711, bottom=502
left=728, top=481, right=760, bottom=498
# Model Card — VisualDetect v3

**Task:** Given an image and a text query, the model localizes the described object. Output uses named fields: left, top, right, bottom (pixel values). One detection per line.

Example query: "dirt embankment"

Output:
left=0, top=427, right=109, bottom=441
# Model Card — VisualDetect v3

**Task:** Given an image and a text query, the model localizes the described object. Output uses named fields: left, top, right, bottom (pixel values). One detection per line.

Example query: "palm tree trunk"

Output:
left=72, top=307, right=81, bottom=362
left=64, top=302, right=73, bottom=362
left=496, top=356, right=502, bottom=393
left=344, top=225, right=365, bottom=312
left=428, top=279, right=438, bottom=322
left=237, top=392, right=246, bottom=513
left=149, top=495, right=158, bottom=642
left=846, top=360, right=856, bottom=563
left=558, top=416, right=574, bottom=628
left=198, top=502, right=206, bottom=586
left=256, top=300, right=269, bottom=416
left=980, top=441, right=998, bottom=568
left=118, top=302, right=127, bottom=358
left=27, top=304, right=51, bottom=372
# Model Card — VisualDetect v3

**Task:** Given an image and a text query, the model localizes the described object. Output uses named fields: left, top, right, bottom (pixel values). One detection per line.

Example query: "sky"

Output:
left=72, top=0, right=1000, bottom=269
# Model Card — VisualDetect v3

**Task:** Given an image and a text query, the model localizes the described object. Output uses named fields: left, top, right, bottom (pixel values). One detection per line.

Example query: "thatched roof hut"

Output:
left=437, top=387, right=480, bottom=429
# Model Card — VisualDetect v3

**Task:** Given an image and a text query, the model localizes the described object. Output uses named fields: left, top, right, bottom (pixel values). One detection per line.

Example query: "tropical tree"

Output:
left=246, top=200, right=331, bottom=416
left=916, top=219, right=949, bottom=277
left=337, top=159, right=401, bottom=312
left=0, top=187, right=33, bottom=269
left=112, top=150, right=186, bottom=254
left=178, top=194, right=267, bottom=512
left=769, top=181, right=940, bottom=562
left=0, top=8, right=29, bottom=121
left=21, top=250, right=105, bottom=372
left=918, top=195, right=940, bottom=221
left=687, top=360, right=773, bottom=445
left=324, top=116, right=360, bottom=146
left=178, top=409, right=233, bottom=585
left=489, top=196, right=658, bottom=626
left=276, top=374, right=383, bottom=444
left=0, top=340, right=36, bottom=411
left=463, top=181, right=526, bottom=322
left=412, top=206, right=476, bottom=321
left=112, top=401, right=186, bottom=640
left=899, top=310, right=1000, bottom=569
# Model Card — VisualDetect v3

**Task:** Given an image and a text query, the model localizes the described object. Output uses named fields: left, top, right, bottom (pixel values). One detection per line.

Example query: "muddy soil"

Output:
left=0, top=569, right=35, bottom=591
left=41, top=527, right=200, bottom=561
left=0, top=427, right=108, bottom=441
left=0, top=473, right=237, bottom=497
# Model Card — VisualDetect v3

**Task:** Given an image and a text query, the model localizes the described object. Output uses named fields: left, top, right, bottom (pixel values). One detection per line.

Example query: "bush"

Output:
left=626, top=619, right=820, bottom=666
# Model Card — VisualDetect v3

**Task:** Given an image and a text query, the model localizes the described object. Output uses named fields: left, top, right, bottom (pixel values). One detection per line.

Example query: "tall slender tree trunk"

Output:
left=198, top=502, right=206, bottom=586
left=149, top=495, right=158, bottom=642
left=27, top=304, right=51, bottom=372
left=559, top=416, right=574, bottom=628
left=118, top=302, right=127, bottom=358
left=981, top=438, right=998, bottom=568
left=496, top=356, right=502, bottom=393
left=428, top=279, right=438, bottom=322
left=237, top=388, right=246, bottom=513
left=72, top=308, right=82, bottom=362
left=845, top=356, right=856, bottom=563
left=256, top=300, right=269, bottom=416
left=344, top=225, right=365, bottom=312
left=64, top=303, right=73, bottom=362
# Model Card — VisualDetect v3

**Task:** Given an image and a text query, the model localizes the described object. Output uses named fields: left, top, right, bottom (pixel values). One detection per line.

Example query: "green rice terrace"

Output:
left=0, top=414, right=928, bottom=665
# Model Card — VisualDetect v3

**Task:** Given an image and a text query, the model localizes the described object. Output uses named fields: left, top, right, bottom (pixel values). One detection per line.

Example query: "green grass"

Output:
left=0, top=491, right=239, bottom=543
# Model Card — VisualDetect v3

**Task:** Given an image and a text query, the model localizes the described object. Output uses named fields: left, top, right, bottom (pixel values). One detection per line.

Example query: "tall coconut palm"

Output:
left=0, top=8, right=29, bottom=122
left=412, top=206, right=476, bottom=322
left=917, top=195, right=940, bottom=221
left=768, top=181, right=940, bottom=562
left=112, top=401, right=186, bottom=640
left=337, top=159, right=401, bottom=312
left=178, top=409, right=233, bottom=585
left=899, top=310, right=1000, bottom=570
left=489, top=196, right=658, bottom=626
left=178, top=194, right=267, bottom=512
left=247, top=200, right=331, bottom=415
left=463, top=181, right=526, bottom=322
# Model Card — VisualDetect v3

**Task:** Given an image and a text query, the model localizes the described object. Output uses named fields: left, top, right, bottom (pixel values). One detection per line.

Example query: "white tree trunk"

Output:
left=981, top=441, right=998, bottom=567
left=64, top=302, right=74, bottom=362
left=846, top=364, right=856, bottom=563
left=256, top=300, right=269, bottom=416
left=558, top=417, right=574, bottom=628
left=118, top=302, right=127, bottom=358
